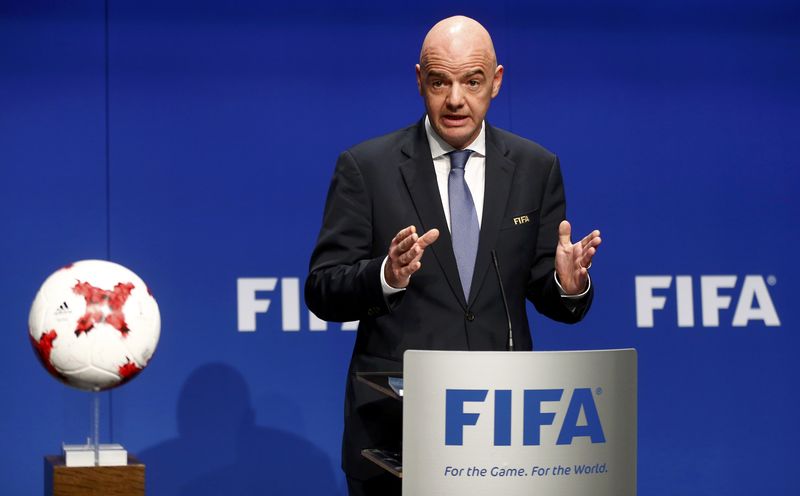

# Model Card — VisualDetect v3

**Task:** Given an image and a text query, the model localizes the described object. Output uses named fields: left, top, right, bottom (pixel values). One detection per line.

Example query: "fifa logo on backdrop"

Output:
left=237, top=278, right=357, bottom=332
left=445, top=388, right=605, bottom=446
left=635, top=275, right=780, bottom=328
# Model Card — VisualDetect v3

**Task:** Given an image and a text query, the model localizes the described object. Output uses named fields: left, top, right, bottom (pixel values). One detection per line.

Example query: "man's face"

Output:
left=416, top=44, right=503, bottom=149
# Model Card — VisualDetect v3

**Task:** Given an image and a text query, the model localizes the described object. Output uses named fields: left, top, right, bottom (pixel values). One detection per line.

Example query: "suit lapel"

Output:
left=468, top=125, right=516, bottom=306
left=398, top=122, right=467, bottom=308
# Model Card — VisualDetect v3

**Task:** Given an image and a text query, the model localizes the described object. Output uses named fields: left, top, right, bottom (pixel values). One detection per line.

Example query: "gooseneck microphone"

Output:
left=491, top=250, right=514, bottom=351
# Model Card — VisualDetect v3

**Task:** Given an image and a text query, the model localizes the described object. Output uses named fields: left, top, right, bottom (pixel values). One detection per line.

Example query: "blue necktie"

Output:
left=448, top=149, right=479, bottom=300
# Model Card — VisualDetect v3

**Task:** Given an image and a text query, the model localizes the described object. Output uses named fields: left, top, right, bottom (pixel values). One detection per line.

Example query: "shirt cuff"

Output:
left=380, top=256, right=406, bottom=296
left=555, top=271, right=591, bottom=299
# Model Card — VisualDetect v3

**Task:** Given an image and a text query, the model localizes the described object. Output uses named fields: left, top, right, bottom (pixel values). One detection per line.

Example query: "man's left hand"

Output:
left=555, top=220, right=602, bottom=295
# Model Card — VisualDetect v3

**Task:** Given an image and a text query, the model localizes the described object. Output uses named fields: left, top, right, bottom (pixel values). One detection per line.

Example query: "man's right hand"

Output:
left=384, top=225, right=440, bottom=289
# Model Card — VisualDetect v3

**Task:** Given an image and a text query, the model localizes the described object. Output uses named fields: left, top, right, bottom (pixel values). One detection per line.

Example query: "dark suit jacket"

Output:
left=305, top=119, right=593, bottom=479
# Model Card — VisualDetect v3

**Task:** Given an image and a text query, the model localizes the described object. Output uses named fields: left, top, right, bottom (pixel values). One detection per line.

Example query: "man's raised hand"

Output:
left=555, top=220, right=601, bottom=295
left=385, top=225, right=440, bottom=289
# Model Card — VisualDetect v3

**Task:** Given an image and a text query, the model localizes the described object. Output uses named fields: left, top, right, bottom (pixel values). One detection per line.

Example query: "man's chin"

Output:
left=439, top=129, right=474, bottom=149
left=429, top=118, right=477, bottom=148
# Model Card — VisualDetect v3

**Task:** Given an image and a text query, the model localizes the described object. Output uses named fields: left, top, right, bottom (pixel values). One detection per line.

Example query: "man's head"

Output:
left=416, top=16, right=503, bottom=149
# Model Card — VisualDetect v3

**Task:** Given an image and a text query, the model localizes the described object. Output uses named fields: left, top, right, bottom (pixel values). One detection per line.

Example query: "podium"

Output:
left=361, top=349, right=637, bottom=496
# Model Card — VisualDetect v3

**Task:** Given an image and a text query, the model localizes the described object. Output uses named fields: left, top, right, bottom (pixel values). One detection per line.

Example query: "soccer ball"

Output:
left=28, top=260, right=161, bottom=391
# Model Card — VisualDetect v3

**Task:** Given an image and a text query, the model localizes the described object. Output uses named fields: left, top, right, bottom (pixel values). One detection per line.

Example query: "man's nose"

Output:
left=446, top=84, right=465, bottom=108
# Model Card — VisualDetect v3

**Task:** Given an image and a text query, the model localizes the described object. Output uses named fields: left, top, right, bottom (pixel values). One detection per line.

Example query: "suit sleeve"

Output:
left=526, top=155, right=593, bottom=323
left=304, top=150, right=394, bottom=322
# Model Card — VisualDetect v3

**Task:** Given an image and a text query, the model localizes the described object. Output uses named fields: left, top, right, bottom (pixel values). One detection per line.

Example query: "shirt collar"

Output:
left=424, top=115, right=486, bottom=159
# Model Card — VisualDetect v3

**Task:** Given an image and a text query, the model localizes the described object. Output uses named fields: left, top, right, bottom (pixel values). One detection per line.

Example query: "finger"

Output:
left=397, top=228, right=439, bottom=262
left=398, top=244, right=422, bottom=266
left=397, top=232, right=419, bottom=254
left=406, top=243, right=428, bottom=266
left=558, top=220, right=572, bottom=246
left=581, top=246, right=596, bottom=267
left=579, top=230, right=601, bottom=248
left=571, top=242, right=584, bottom=269
left=575, top=245, right=598, bottom=272
left=392, top=226, right=410, bottom=244
left=392, top=225, right=417, bottom=245
left=391, top=229, right=418, bottom=256
left=398, top=261, right=422, bottom=278
left=580, top=237, right=601, bottom=256
left=403, top=229, right=440, bottom=266
left=417, top=228, right=440, bottom=249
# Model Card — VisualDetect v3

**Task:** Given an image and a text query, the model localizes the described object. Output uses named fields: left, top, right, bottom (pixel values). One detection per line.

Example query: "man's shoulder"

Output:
left=488, top=125, right=557, bottom=163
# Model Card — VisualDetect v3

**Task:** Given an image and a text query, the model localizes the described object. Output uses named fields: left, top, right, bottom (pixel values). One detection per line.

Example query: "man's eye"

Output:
left=468, top=80, right=480, bottom=87
left=432, top=81, right=443, bottom=88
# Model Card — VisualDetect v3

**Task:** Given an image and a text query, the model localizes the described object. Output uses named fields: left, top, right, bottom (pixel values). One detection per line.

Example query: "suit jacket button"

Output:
left=465, top=312, right=475, bottom=321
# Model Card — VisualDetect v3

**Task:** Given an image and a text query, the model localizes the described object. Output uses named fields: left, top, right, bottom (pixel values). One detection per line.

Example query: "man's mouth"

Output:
left=442, top=115, right=469, bottom=126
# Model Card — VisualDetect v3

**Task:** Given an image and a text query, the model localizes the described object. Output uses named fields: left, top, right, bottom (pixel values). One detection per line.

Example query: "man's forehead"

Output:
left=420, top=44, right=495, bottom=72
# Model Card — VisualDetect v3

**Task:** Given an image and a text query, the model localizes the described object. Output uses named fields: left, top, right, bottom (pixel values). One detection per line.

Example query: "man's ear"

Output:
left=416, top=64, right=423, bottom=95
left=491, top=65, right=504, bottom=98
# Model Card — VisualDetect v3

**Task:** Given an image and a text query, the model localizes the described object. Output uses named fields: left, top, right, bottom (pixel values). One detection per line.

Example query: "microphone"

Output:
left=491, top=250, right=514, bottom=352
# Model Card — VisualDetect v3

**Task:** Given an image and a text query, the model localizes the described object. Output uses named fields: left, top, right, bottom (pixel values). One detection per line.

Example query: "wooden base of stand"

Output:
left=44, top=455, right=145, bottom=496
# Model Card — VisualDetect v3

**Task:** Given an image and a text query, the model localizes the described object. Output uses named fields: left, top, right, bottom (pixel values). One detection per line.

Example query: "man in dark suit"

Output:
left=305, top=15, right=601, bottom=496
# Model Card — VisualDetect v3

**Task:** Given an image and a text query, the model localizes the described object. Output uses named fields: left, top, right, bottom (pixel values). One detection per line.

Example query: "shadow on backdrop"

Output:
left=139, top=362, right=342, bottom=495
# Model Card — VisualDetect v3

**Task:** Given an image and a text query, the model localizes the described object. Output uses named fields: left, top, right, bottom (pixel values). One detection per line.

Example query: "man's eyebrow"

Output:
left=463, top=68, right=486, bottom=78
left=425, top=70, right=449, bottom=79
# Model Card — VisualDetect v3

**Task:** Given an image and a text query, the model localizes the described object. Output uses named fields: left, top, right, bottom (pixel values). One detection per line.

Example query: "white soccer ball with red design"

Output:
left=28, top=260, right=160, bottom=391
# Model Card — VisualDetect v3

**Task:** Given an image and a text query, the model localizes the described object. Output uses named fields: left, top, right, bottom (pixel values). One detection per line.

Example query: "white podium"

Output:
left=402, top=349, right=637, bottom=496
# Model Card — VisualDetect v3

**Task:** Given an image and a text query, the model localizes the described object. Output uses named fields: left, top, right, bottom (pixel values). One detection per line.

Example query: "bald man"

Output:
left=306, top=16, right=600, bottom=496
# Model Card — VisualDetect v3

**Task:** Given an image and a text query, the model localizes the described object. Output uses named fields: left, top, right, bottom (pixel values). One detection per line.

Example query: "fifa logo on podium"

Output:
left=444, top=388, right=606, bottom=446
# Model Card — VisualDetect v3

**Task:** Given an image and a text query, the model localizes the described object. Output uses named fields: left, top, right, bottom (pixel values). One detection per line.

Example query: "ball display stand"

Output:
left=44, top=392, right=144, bottom=495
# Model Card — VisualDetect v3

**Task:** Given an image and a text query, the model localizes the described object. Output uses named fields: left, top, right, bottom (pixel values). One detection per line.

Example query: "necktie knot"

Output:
left=448, top=149, right=473, bottom=170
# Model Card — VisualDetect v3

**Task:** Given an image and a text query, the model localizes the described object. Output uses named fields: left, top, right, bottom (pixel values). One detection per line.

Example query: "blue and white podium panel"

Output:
left=404, top=350, right=636, bottom=496
left=1, top=1, right=798, bottom=494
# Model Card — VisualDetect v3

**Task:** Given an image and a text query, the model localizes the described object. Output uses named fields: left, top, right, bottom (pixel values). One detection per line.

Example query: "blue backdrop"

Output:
left=2, top=0, right=798, bottom=494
